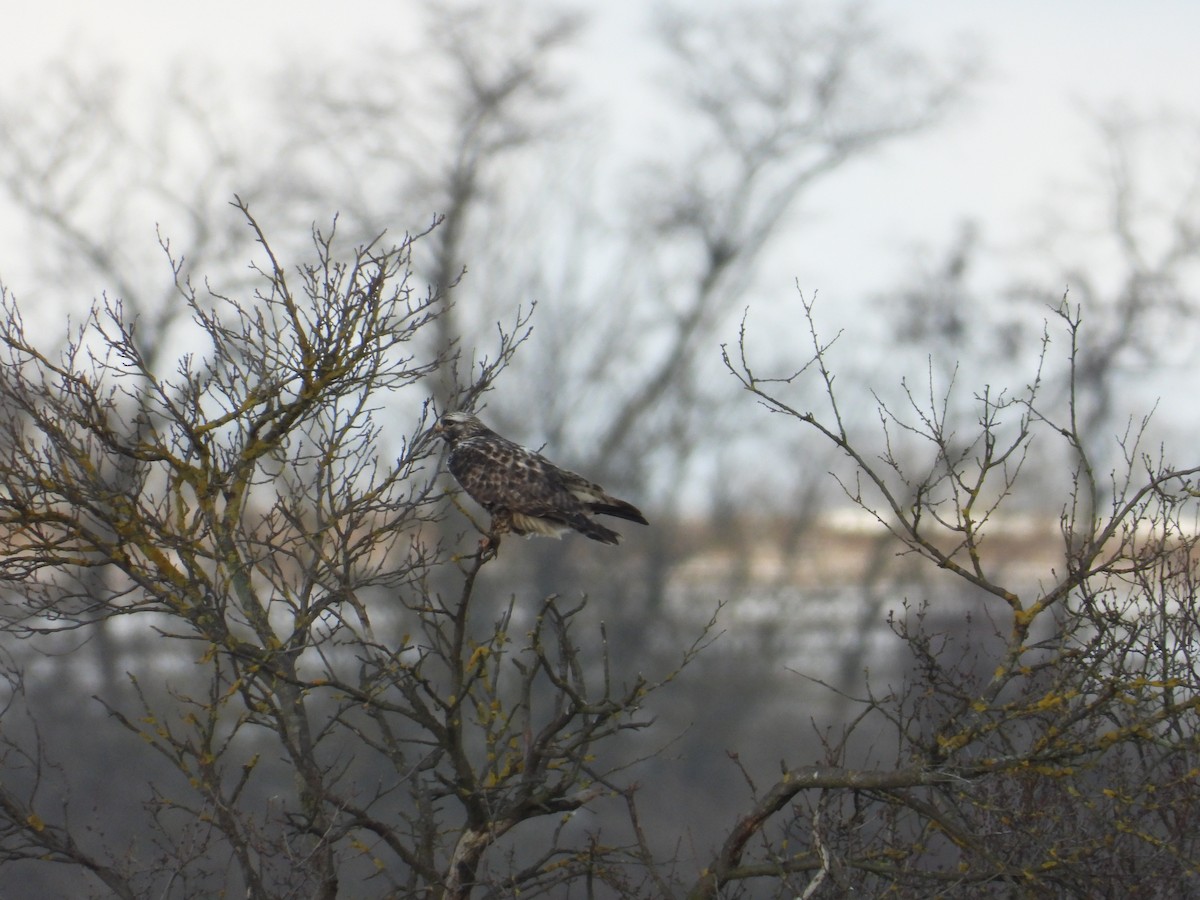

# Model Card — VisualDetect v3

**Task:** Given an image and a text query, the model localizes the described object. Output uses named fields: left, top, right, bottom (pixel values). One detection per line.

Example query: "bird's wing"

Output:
left=450, top=438, right=586, bottom=520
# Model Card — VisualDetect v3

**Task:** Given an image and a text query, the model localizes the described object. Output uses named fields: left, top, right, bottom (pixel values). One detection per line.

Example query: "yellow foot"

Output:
left=478, top=533, right=500, bottom=561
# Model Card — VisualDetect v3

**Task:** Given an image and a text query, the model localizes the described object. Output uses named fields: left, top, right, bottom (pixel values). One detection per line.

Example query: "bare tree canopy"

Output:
left=1, top=216, right=1198, bottom=895
left=0, top=206, right=709, bottom=897
left=0, top=2, right=1199, bottom=898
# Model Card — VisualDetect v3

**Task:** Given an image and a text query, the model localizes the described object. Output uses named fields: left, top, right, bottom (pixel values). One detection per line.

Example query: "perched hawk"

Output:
left=434, top=411, right=648, bottom=545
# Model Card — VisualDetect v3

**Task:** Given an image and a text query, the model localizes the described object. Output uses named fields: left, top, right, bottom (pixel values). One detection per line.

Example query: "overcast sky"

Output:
left=6, top=2, right=1199, bottom=299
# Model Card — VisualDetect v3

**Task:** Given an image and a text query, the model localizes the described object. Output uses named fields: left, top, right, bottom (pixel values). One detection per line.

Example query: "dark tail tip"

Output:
left=591, top=499, right=648, bottom=526
left=581, top=519, right=622, bottom=544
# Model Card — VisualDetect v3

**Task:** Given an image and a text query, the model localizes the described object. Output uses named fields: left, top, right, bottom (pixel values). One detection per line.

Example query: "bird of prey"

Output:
left=434, top=411, right=648, bottom=545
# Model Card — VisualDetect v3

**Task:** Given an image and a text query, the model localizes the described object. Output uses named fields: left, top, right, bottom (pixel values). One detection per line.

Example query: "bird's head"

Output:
left=433, top=410, right=487, bottom=444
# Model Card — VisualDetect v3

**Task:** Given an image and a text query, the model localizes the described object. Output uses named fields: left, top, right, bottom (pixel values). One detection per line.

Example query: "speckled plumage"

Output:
left=434, top=411, right=648, bottom=545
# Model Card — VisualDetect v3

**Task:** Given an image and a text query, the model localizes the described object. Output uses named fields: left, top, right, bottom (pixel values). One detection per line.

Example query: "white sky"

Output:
left=824, top=1, right=1200, bottom=289
left=4, top=1, right=1200, bottom=308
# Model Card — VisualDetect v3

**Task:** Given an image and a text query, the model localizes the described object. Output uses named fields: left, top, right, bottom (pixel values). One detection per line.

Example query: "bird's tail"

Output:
left=589, top=496, right=649, bottom=525
left=576, top=517, right=622, bottom=545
